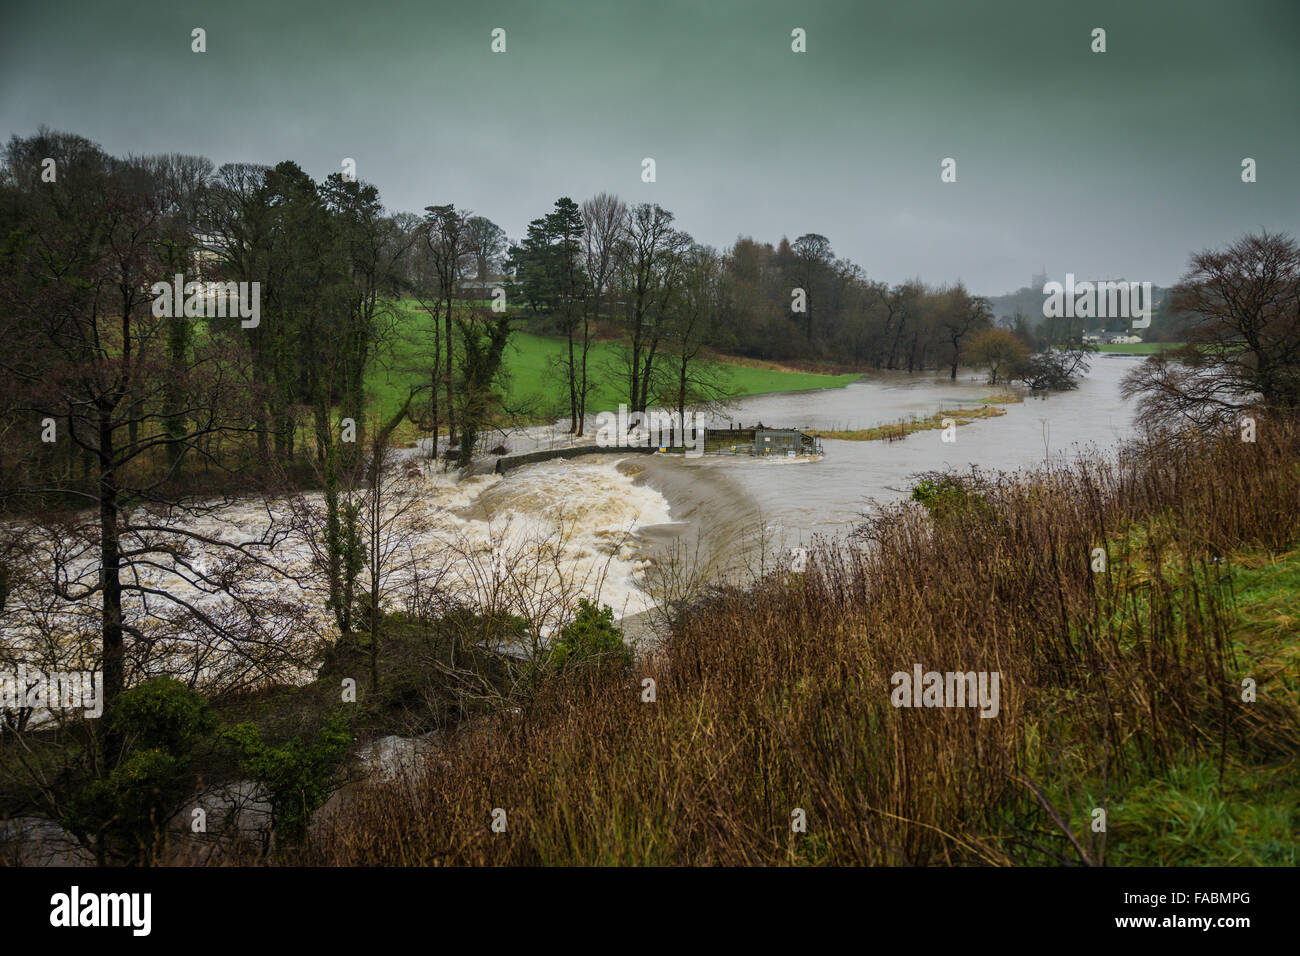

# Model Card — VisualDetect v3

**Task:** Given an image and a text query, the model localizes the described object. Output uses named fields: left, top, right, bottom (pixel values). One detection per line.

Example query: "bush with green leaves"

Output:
left=548, top=600, right=631, bottom=672
left=221, top=713, right=352, bottom=845
left=911, top=473, right=992, bottom=523
left=107, top=676, right=219, bottom=755
left=61, top=678, right=217, bottom=863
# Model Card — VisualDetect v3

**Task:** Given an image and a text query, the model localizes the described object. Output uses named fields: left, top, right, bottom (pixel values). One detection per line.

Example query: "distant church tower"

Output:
left=1031, top=266, right=1048, bottom=291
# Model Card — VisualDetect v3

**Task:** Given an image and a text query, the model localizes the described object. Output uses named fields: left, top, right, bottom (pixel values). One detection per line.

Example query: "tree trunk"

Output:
left=567, top=324, right=578, bottom=433
left=429, top=302, right=441, bottom=462
left=368, top=490, right=380, bottom=691
left=98, top=409, right=124, bottom=752
left=678, top=362, right=688, bottom=440
left=579, top=293, right=594, bottom=436
left=164, top=316, right=188, bottom=467
left=444, top=298, right=457, bottom=450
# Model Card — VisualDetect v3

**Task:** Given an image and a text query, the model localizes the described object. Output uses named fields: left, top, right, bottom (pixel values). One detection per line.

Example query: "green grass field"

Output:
left=368, top=301, right=861, bottom=422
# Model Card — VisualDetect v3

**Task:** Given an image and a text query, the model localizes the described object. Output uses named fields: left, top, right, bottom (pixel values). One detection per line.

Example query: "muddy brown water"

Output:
left=617, top=356, right=1141, bottom=569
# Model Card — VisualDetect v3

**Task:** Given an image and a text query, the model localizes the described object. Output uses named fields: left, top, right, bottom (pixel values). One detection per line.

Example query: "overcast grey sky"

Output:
left=2, top=0, right=1297, bottom=293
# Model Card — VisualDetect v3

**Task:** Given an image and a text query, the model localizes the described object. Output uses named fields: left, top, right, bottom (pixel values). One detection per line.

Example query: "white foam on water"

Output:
left=2, top=451, right=672, bottom=695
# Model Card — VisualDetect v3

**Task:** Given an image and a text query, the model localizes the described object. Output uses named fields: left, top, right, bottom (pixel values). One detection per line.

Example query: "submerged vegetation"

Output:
left=815, top=402, right=1009, bottom=443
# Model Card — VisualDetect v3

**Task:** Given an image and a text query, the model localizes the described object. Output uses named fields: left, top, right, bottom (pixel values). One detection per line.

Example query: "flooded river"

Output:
left=491, top=353, right=1145, bottom=616
left=4, top=355, right=1148, bottom=660
left=632, top=354, right=1141, bottom=546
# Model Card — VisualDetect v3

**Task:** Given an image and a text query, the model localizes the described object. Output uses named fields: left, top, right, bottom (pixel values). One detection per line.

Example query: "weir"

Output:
left=493, top=426, right=823, bottom=474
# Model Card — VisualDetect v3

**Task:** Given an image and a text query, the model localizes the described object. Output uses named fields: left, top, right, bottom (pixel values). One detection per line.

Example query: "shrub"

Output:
left=548, top=600, right=631, bottom=672
left=108, top=676, right=218, bottom=756
left=61, top=678, right=216, bottom=863
left=221, top=713, right=352, bottom=845
left=910, top=473, right=991, bottom=523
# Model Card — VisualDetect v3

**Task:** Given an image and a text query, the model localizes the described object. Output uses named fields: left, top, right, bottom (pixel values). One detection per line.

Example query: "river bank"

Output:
left=294, top=409, right=1300, bottom=866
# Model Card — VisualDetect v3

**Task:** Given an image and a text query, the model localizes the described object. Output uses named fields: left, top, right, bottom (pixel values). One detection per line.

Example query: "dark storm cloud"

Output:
left=2, top=0, right=1296, bottom=292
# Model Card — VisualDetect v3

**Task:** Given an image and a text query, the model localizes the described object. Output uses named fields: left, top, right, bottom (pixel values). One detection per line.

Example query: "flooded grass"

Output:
left=814, top=404, right=1007, bottom=442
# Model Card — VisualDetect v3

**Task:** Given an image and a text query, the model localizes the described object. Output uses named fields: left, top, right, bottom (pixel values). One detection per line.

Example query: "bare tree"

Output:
left=360, top=393, right=425, bottom=689
left=1123, top=231, right=1300, bottom=430
left=422, top=205, right=472, bottom=452
left=790, top=233, right=833, bottom=344
left=580, top=193, right=627, bottom=433
left=935, top=284, right=994, bottom=380
left=663, top=245, right=732, bottom=424
left=0, top=132, right=305, bottom=739
left=464, top=215, right=506, bottom=282
left=616, top=204, right=692, bottom=414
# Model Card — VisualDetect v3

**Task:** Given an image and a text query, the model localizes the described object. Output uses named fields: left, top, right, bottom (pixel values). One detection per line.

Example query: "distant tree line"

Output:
left=503, top=199, right=1065, bottom=434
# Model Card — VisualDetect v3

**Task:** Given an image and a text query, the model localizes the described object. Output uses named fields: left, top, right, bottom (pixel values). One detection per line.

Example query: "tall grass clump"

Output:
left=303, top=414, right=1300, bottom=865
